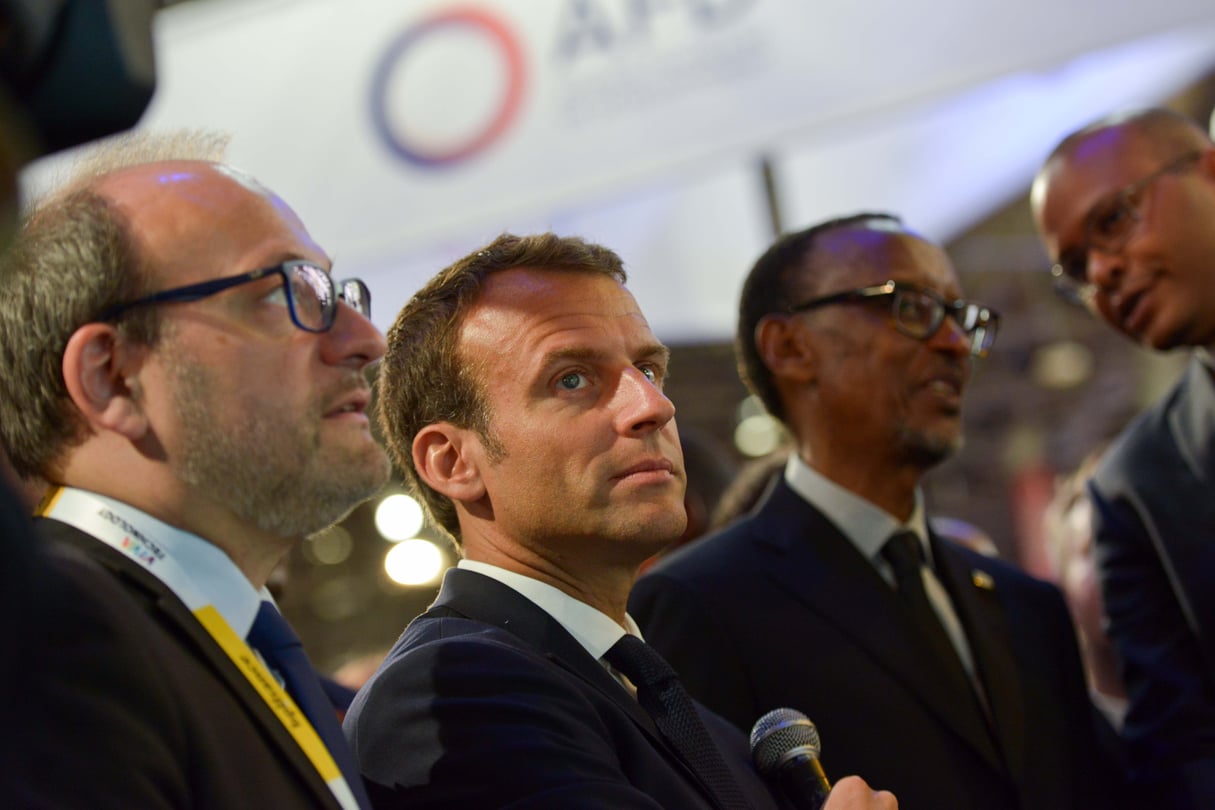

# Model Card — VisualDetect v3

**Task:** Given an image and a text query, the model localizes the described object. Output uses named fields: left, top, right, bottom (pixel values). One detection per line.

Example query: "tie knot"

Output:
left=247, top=601, right=303, bottom=655
left=882, top=530, right=925, bottom=573
left=604, top=634, right=678, bottom=690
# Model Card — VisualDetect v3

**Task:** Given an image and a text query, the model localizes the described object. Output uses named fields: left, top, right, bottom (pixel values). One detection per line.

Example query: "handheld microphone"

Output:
left=750, top=708, right=831, bottom=810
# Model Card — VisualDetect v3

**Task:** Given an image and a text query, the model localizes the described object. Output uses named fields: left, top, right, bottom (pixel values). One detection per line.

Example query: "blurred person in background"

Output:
left=640, top=426, right=737, bottom=571
left=1041, top=447, right=1130, bottom=790
left=632, top=213, right=1119, bottom=810
left=1041, top=448, right=1127, bottom=731
left=1032, top=107, right=1215, bottom=807
left=709, top=447, right=791, bottom=531
left=928, top=516, right=1000, bottom=558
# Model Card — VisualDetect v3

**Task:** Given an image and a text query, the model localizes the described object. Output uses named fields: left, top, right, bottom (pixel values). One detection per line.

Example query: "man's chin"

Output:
left=329, top=439, right=392, bottom=483
left=1140, top=318, right=1214, bottom=352
left=901, top=429, right=962, bottom=469
left=616, top=506, right=685, bottom=547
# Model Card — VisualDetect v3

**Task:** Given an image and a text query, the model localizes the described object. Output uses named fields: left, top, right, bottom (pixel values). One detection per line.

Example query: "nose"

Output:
left=926, top=313, right=971, bottom=358
left=321, top=301, right=387, bottom=371
left=1086, top=248, right=1125, bottom=296
left=615, top=367, right=676, bottom=436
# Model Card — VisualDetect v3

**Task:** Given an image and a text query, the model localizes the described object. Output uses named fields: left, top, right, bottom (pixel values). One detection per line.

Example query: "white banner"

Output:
left=28, top=0, right=1215, bottom=340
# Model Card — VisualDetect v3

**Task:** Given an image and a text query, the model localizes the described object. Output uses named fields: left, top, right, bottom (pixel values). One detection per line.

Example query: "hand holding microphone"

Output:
left=750, top=708, right=897, bottom=810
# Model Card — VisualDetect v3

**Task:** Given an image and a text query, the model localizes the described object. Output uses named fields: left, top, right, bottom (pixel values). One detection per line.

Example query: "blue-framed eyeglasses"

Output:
left=98, top=260, right=371, bottom=333
left=788, top=279, right=999, bottom=358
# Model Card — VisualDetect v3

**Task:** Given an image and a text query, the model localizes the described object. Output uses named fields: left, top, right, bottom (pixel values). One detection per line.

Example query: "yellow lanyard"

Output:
left=39, top=487, right=359, bottom=810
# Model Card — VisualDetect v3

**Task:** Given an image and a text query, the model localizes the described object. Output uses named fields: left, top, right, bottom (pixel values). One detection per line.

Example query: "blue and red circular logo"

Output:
left=371, top=8, right=526, bottom=168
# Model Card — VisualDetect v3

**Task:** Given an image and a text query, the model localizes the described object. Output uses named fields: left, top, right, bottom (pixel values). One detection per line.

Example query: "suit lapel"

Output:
left=43, top=522, right=342, bottom=809
left=1169, top=356, right=1215, bottom=486
left=432, top=568, right=721, bottom=797
left=432, top=569, right=645, bottom=718
left=932, top=535, right=1025, bottom=780
left=1157, top=357, right=1215, bottom=678
left=755, top=481, right=1005, bottom=772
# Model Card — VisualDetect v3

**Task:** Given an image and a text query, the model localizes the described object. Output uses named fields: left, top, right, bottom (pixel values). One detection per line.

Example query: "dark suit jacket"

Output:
left=1, top=480, right=46, bottom=795
left=19, top=519, right=347, bottom=809
left=343, top=567, right=788, bottom=809
left=1089, top=354, right=1215, bottom=806
left=630, top=478, right=1120, bottom=810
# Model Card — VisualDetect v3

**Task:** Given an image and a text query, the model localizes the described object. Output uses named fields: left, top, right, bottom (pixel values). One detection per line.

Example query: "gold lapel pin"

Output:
left=971, top=570, right=995, bottom=590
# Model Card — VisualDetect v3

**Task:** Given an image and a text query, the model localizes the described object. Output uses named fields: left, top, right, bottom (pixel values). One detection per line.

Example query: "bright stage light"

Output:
left=375, top=493, right=425, bottom=541
left=384, top=539, right=445, bottom=586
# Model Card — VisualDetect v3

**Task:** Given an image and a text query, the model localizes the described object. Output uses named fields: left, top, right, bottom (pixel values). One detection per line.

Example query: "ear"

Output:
left=755, top=314, right=816, bottom=385
left=61, top=324, right=149, bottom=439
left=412, top=423, right=486, bottom=504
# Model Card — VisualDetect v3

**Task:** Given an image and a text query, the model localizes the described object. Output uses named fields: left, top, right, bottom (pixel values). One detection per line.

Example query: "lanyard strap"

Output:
left=39, top=487, right=360, bottom=810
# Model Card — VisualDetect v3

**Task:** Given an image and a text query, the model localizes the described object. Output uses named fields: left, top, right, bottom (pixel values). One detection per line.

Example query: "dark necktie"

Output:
left=881, top=532, right=984, bottom=710
left=604, top=634, right=749, bottom=810
left=247, top=602, right=371, bottom=809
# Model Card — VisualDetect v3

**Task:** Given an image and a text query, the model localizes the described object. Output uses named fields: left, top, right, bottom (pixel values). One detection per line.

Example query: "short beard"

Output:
left=166, top=356, right=390, bottom=539
left=895, top=423, right=962, bottom=470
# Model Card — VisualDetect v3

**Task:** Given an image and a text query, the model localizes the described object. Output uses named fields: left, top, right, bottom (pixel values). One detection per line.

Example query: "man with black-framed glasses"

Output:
left=0, top=132, right=390, bottom=808
left=1032, top=107, right=1215, bottom=809
left=633, top=213, right=1120, bottom=810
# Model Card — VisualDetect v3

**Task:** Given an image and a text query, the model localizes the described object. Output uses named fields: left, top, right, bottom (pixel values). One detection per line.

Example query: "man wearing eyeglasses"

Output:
left=631, top=213, right=1119, bottom=809
left=0, top=132, right=390, bottom=809
left=1031, top=108, right=1215, bottom=809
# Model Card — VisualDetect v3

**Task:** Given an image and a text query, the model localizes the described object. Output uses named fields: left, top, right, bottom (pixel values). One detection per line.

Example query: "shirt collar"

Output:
left=1198, top=347, right=1214, bottom=375
left=783, top=454, right=932, bottom=563
left=72, top=489, right=271, bottom=637
left=457, top=559, right=637, bottom=659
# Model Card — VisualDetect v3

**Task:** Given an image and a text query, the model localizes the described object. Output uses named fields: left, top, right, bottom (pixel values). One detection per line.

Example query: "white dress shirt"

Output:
left=783, top=455, right=983, bottom=687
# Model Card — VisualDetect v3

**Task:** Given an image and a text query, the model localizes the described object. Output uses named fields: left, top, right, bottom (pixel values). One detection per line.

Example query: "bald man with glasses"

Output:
left=631, top=213, right=1120, bottom=810
left=0, top=133, right=390, bottom=808
left=1032, top=108, right=1215, bottom=809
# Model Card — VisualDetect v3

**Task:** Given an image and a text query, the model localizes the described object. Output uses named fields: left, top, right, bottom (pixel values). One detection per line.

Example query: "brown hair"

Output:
left=0, top=130, right=229, bottom=479
left=377, top=232, right=627, bottom=545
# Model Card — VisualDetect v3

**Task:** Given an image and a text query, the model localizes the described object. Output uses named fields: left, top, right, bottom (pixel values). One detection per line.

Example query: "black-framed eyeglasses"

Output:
left=1051, top=151, right=1202, bottom=305
left=97, top=260, right=372, bottom=333
left=788, top=280, right=1000, bottom=358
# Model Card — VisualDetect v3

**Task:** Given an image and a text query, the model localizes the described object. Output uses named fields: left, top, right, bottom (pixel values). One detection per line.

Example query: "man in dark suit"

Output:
left=630, top=214, right=1119, bottom=810
left=1031, top=107, right=1215, bottom=807
left=346, top=232, right=895, bottom=809
left=0, top=133, right=391, bottom=808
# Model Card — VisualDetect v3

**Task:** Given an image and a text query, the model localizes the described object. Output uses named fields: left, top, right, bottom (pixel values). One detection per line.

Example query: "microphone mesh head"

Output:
left=749, top=708, right=822, bottom=774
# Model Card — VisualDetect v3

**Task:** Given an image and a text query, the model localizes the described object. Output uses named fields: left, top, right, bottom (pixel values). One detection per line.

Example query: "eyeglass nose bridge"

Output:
left=284, top=265, right=373, bottom=333
left=890, top=287, right=948, bottom=341
left=915, top=299, right=997, bottom=358
left=927, top=304, right=972, bottom=349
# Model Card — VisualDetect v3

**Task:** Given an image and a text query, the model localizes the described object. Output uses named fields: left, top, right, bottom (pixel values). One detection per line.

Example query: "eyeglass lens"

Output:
left=1057, top=198, right=1135, bottom=286
left=893, top=289, right=995, bottom=356
left=339, top=279, right=371, bottom=319
left=894, top=291, right=941, bottom=337
left=288, top=264, right=335, bottom=329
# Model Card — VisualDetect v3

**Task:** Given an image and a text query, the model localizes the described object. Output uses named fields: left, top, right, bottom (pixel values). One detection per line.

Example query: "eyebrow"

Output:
left=540, top=342, right=671, bottom=371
